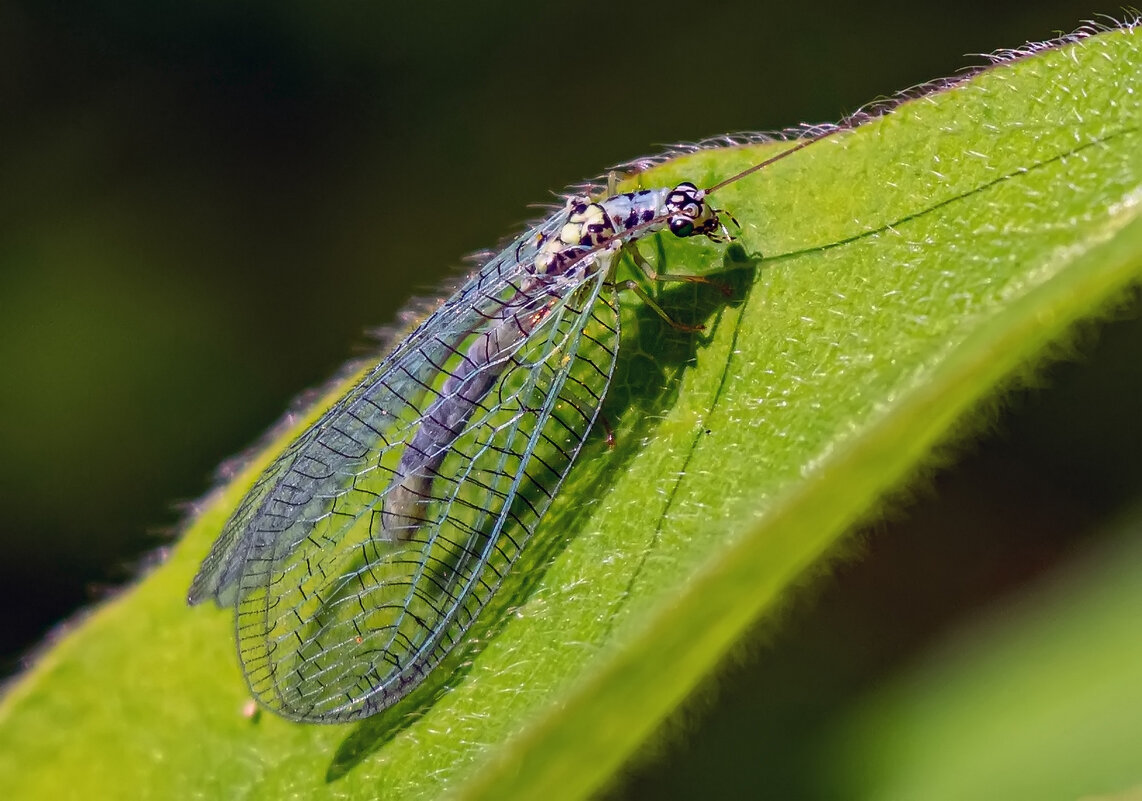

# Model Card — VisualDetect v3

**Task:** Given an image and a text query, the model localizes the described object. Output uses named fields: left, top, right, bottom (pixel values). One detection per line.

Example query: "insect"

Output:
left=189, top=124, right=847, bottom=722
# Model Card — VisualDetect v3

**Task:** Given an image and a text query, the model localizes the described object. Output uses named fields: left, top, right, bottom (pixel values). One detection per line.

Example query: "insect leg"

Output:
left=617, top=261, right=705, bottom=334
left=625, top=241, right=732, bottom=298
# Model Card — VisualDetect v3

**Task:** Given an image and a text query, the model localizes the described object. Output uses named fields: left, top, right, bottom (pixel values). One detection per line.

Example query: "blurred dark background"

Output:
left=2, top=2, right=1138, bottom=797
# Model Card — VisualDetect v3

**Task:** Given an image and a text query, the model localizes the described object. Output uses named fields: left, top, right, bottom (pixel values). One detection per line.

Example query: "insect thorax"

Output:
left=532, top=182, right=721, bottom=278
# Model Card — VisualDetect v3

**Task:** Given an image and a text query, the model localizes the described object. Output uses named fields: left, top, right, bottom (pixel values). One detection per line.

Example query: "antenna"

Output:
left=706, top=124, right=849, bottom=194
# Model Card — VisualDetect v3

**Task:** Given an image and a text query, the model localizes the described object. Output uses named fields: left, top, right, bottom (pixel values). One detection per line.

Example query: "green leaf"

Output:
left=821, top=509, right=1142, bottom=801
left=2, top=21, right=1141, bottom=801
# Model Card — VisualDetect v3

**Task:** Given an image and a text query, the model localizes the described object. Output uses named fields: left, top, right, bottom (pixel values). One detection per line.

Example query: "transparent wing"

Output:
left=190, top=221, right=621, bottom=721
left=187, top=213, right=562, bottom=607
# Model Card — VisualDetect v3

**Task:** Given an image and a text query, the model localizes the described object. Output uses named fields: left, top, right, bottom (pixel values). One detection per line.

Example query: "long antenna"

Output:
left=706, top=124, right=849, bottom=194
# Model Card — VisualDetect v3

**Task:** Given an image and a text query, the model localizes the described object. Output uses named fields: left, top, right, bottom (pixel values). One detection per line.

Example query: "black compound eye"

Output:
left=670, top=218, right=695, bottom=237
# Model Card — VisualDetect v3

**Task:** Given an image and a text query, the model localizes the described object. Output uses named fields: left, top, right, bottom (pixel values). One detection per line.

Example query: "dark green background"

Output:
left=3, top=3, right=1138, bottom=798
